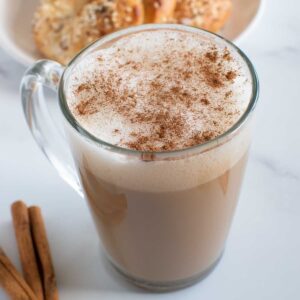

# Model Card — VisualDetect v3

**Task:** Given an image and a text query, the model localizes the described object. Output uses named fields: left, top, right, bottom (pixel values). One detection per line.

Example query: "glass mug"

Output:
left=21, top=24, right=259, bottom=291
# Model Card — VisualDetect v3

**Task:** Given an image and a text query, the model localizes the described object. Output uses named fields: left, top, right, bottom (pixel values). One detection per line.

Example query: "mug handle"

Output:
left=21, top=60, right=83, bottom=197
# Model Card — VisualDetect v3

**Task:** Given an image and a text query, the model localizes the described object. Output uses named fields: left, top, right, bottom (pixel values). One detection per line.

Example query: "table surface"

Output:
left=1, top=0, right=300, bottom=299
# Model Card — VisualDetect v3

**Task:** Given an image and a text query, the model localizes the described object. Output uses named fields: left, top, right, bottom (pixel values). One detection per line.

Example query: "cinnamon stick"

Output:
left=0, top=247, right=37, bottom=300
left=29, top=206, right=59, bottom=300
left=11, top=201, right=44, bottom=300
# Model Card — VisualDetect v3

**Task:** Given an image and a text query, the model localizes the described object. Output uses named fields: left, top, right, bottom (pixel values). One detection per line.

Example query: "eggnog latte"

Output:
left=64, top=26, right=255, bottom=290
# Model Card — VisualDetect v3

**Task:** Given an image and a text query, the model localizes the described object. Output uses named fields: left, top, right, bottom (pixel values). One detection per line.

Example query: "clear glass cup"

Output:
left=21, top=24, right=259, bottom=291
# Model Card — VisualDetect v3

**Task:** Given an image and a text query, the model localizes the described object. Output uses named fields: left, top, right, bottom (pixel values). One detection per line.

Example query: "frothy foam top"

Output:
left=66, top=29, right=252, bottom=152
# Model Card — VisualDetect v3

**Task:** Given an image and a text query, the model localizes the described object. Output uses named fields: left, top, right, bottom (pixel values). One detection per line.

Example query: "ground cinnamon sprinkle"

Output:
left=223, top=48, right=232, bottom=61
left=76, top=98, right=98, bottom=115
left=199, top=48, right=233, bottom=89
left=201, top=98, right=210, bottom=105
left=202, top=68, right=224, bottom=88
left=225, top=90, right=233, bottom=98
left=225, top=70, right=237, bottom=81
left=70, top=34, right=242, bottom=152
left=205, top=50, right=218, bottom=62
left=184, top=130, right=216, bottom=148
left=182, top=70, right=193, bottom=80
left=125, top=111, right=186, bottom=151
left=76, top=83, right=91, bottom=93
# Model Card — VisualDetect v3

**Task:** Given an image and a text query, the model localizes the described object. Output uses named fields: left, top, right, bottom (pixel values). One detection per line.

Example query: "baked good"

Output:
left=143, top=0, right=176, bottom=23
left=173, top=0, right=232, bottom=32
left=33, top=0, right=144, bottom=64
left=33, top=0, right=232, bottom=64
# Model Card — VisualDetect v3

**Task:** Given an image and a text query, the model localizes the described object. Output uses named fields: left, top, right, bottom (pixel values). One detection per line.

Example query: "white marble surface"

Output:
left=1, top=0, right=300, bottom=299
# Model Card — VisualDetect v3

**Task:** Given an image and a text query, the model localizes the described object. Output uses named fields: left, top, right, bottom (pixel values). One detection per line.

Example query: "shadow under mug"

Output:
left=20, top=24, right=259, bottom=291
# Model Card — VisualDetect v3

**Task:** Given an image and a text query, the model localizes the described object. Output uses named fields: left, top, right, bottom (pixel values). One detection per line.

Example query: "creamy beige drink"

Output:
left=64, top=27, right=254, bottom=290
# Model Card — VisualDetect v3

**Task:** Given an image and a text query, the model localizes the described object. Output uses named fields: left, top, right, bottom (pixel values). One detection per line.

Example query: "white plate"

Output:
left=0, top=0, right=263, bottom=66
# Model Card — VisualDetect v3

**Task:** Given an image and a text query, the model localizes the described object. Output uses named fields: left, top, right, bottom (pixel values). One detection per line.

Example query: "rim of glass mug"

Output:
left=59, top=24, right=259, bottom=158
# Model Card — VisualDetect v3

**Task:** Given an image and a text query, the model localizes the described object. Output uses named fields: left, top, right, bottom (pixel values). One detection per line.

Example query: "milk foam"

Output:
left=66, top=29, right=252, bottom=152
left=64, top=27, right=254, bottom=192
